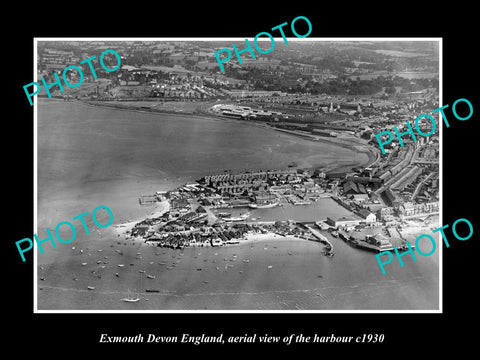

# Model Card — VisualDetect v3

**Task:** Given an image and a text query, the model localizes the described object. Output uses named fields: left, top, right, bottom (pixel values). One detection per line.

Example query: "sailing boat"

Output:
left=121, top=288, right=140, bottom=303
left=121, top=251, right=146, bottom=303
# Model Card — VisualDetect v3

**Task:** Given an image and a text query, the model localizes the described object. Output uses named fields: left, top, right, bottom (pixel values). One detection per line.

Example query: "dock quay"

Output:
left=338, top=230, right=355, bottom=243
left=304, top=225, right=333, bottom=248
left=139, top=194, right=158, bottom=205
left=337, top=229, right=413, bottom=253
left=354, top=240, right=394, bottom=252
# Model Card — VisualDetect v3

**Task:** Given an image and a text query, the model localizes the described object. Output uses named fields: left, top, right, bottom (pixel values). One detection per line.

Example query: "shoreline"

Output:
left=112, top=200, right=170, bottom=238
left=71, top=98, right=378, bottom=173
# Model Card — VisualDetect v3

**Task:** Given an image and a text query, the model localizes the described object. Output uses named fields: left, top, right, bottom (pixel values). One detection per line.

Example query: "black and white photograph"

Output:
left=33, top=38, right=441, bottom=312
left=7, top=6, right=478, bottom=354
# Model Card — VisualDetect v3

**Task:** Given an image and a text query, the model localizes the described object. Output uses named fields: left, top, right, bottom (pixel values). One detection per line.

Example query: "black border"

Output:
left=7, top=5, right=478, bottom=355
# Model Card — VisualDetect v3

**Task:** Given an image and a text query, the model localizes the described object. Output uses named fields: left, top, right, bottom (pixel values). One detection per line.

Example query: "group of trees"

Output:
left=225, top=69, right=439, bottom=96
left=307, top=75, right=438, bottom=96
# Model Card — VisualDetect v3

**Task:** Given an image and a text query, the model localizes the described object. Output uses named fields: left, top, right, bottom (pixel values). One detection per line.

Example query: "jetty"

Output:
left=305, top=225, right=332, bottom=246
left=304, top=225, right=334, bottom=256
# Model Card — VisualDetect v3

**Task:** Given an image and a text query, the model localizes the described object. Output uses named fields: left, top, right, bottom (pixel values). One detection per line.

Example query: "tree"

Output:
left=385, top=86, right=396, bottom=95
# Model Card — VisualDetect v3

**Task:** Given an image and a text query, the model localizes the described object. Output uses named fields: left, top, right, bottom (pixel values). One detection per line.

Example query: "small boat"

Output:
left=242, top=259, right=250, bottom=263
left=117, top=264, right=125, bottom=267
left=81, top=262, right=87, bottom=266
left=115, top=273, right=119, bottom=277
left=145, top=289, right=160, bottom=293
left=87, top=286, right=95, bottom=290
left=147, top=275, right=155, bottom=279
left=139, top=270, right=146, bottom=273
left=249, top=202, right=278, bottom=209
left=121, top=289, right=140, bottom=303
left=267, top=265, right=273, bottom=269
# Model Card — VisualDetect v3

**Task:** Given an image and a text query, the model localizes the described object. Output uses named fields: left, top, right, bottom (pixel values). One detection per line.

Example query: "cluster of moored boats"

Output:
left=322, top=244, right=334, bottom=257
left=47, top=223, right=339, bottom=306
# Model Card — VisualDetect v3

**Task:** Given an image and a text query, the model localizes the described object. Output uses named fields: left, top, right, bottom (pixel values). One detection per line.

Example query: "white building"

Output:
left=358, top=209, right=377, bottom=223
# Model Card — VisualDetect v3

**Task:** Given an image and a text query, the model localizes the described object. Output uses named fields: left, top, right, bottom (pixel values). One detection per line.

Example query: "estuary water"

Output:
left=36, top=100, right=439, bottom=311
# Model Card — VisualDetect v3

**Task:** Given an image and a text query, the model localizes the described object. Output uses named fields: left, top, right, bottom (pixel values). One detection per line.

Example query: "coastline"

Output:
left=112, top=200, right=170, bottom=238
left=75, top=98, right=379, bottom=173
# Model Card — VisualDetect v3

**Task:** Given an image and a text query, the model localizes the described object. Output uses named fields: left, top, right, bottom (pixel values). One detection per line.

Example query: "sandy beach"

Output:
left=112, top=200, right=170, bottom=238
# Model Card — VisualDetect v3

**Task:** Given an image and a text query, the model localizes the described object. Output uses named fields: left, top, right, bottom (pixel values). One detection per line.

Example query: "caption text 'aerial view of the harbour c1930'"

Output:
left=35, top=39, right=440, bottom=311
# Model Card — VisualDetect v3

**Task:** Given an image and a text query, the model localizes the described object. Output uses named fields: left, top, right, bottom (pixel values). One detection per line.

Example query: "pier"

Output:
left=304, top=225, right=334, bottom=248
left=139, top=194, right=157, bottom=205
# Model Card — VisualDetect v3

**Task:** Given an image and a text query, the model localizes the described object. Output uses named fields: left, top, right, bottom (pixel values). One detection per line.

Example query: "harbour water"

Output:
left=36, top=100, right=439, bottom=311
left=248, top=198, right=353, bottom=223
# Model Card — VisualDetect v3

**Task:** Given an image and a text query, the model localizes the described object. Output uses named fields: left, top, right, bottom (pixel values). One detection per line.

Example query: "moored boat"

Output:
left=121, top=289, right=140, bottom=303
left=249, top=202, right=278, bottom=209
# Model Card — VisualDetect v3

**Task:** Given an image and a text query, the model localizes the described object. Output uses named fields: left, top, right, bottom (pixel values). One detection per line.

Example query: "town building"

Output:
left=364, top=234, right=394, bottom=251
left=326, top=215, right=363, bottom=229
left=357, top=209, right=377, bottom=223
